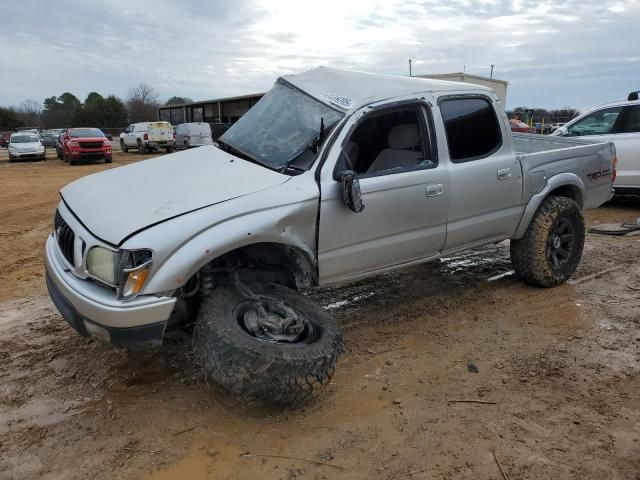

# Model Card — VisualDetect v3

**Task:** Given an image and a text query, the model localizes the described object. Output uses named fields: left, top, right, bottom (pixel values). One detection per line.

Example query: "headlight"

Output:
left=38, top=146, right=45, bottom=152
left=86, top=247, right=153, bottom=299
left=8, top=146, right=16, bottom=152
left=86, top=246, right=118, bottom=285
left=118, top=249, right=153, bottom=299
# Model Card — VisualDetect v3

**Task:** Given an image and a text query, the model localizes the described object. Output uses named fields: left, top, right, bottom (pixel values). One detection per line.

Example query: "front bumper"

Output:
left=69, top=150, right=112, bottom=161
left=10, top=151, right=45, bottom=159
left=45, top=234, right=176, bottom=347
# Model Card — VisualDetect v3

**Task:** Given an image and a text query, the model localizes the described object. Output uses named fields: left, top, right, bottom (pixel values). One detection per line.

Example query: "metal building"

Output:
left=158, top=93, right=264, bottom=125
left=417, top=73, right=508, bottom=104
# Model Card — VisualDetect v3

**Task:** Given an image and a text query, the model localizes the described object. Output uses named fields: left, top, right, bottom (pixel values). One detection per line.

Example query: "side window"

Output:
left=440, top=97, right=502, bottom=162
left=336, top=106, right=435, bottom=177
left=622, top=106, right=640, bottom=133
left=567, top=106, right=622, bottom=136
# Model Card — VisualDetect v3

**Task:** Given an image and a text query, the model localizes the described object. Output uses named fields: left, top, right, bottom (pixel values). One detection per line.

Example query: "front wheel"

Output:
left=193, top=281, right=342, bottom=404
left=165, top=146, right=174, bottom=153
left=120, top=140, right=128, bottom=153
left=510, top=196, right=585, bottom=287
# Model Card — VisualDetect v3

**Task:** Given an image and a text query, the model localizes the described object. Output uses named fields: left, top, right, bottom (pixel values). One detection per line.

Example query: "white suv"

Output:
left=552, top=92, right=640, bottom=194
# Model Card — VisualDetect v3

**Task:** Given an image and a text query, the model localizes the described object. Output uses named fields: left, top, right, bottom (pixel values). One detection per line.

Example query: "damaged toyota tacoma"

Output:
left=45, top=67, right=615, bottom=404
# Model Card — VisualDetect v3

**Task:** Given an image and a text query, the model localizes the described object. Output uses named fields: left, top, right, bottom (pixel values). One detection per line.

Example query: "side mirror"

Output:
left=341, top=170, right=365, bottom=213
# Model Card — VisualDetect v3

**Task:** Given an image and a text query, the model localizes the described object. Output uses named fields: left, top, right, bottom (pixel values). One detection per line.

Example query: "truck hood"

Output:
left=61, top=146, right=289, bottom=245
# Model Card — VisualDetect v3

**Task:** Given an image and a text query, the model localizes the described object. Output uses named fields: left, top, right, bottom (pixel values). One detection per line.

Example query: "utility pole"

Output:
left=409, top=59, right=412, bottom=77
left=490, top=64, right=494, bottom=79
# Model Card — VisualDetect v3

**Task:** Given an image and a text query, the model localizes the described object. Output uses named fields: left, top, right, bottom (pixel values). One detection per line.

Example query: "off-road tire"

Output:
left=137, top=140, right=147, bottom=154
left=120, top=140, right=128, bottom=153
left=193, top=282, right=342, bottom=405
left=510, top=195, right=585, bottom=287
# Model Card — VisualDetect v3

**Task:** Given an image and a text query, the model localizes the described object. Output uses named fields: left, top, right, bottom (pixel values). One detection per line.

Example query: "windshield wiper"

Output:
left=216, top=140, right=269, bottom=168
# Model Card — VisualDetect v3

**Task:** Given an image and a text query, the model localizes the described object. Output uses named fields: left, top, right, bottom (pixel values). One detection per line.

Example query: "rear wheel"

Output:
left=193, top=281, right=342, bottom=405
left=510, top=196, right=585, bottom=287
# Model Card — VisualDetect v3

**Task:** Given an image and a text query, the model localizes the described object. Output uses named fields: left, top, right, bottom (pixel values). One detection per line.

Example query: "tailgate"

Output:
left=147, top=122, right=173, bottom=142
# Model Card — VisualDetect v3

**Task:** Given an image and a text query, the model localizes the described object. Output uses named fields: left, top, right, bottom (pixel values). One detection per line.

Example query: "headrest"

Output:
left=388, top=124, right=419, bottom=149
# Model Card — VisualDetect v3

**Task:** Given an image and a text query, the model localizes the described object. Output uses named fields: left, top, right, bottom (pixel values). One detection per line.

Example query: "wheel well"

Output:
left=204, top=243, right=316, bottom=290
left=548, top=185, right=583, bottom=207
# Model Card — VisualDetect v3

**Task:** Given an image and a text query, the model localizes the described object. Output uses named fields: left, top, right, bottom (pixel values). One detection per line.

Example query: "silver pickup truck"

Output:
left=45, top=68, right=615, bottom=404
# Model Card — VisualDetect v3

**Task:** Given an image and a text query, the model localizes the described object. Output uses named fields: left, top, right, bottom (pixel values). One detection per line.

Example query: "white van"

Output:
left=175, top=122, right=213, bottom=149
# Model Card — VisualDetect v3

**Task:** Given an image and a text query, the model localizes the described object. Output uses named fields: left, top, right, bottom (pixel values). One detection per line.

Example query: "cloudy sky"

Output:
left=0, top=0, right=637, bottom=112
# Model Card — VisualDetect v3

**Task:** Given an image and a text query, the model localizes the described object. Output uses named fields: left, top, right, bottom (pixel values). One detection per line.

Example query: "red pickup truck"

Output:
left=61, top=128, right=112, bottom=165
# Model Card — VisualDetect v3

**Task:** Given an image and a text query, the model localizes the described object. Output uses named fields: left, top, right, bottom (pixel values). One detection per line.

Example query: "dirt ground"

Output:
left=0, top=148, right=638, bottom=480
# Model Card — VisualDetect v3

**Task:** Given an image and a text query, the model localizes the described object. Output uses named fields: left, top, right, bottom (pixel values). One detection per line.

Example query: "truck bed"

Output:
left=512, top=133, right=614, bottom=209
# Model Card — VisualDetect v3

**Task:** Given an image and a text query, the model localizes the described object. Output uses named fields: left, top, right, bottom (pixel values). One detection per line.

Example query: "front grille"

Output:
left=79, top=142, right=103, bottom=149
left=54, top=210, right=75, bottom=265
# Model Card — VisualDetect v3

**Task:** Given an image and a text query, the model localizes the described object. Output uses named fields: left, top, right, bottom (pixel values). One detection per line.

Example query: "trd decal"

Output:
left=587, top=169, right=612, bottom=181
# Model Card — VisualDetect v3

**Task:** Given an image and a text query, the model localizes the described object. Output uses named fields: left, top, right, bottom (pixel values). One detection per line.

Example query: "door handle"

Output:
left=497, top=168, right=512, bottom=180
left=426, top=184, right=444, bottom=197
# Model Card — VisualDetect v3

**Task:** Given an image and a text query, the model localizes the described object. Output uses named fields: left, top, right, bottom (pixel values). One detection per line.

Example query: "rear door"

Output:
left=435, top=95, right=524, bottom=251
left=613, top=104, right=640, bottom=190
left=123, top=125, right=136, bottom=146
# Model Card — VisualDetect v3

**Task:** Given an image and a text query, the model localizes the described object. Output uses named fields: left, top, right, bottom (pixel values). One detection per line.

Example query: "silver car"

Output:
left=8, top=132, right=46, bottom=161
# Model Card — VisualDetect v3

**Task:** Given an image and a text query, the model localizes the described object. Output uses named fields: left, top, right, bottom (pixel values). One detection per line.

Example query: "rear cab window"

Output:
left=439, top=97, right=502, bottom=162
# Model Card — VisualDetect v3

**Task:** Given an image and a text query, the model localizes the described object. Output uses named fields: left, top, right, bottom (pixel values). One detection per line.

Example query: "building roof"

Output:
left=419, top=72, right=509, bottom=86
left=283, top=67, right=496, bottom=112
left=158, top=92, right=264, bottom=110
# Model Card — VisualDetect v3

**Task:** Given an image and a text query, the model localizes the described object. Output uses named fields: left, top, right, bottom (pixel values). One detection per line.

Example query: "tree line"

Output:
left=0, top=84, right=195, bottom=131
left=506, top=106, right=581, bottom=124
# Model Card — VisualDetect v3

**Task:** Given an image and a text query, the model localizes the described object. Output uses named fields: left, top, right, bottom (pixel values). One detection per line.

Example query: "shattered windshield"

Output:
left=219, top=80, right=344, bottom=171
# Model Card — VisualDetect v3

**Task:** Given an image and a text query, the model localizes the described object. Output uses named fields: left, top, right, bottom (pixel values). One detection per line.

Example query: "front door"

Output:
left=613, top=105, right=640, bottom=190
left=318, top=100, right=449, bottom=285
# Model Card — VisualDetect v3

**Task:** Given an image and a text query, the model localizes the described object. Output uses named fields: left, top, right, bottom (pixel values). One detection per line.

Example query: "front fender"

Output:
left=512, top=173, right=586, bottom=239
left=122, top=174, right=319, bottom=295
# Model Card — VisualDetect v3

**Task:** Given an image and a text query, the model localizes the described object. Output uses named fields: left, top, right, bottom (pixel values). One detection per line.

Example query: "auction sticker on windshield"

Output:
left=321, top=94, right=354, bottom=110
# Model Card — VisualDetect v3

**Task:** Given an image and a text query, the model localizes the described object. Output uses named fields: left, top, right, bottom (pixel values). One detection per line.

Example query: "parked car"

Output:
left=60, top=128, right=112, bottom=165
left=8, top=132, right=46, bottom=161
left=549, top=122, right=565, bottom=133
left=55, top=132, right=65, bottom=159
left=552, top=93, right=640, bottom=194
left=120, top=121, right=175, bottom=154
left=45, top=67, right=614, bottom=404
left=40, top=130, right=58, bottom=148
left=509, top=119, right=536, bottom=133
left=209, top=122, right=232, bottom=141
left=175, top=122, right=213, bottom=149
left=0, top=131, right=12, bottom=147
